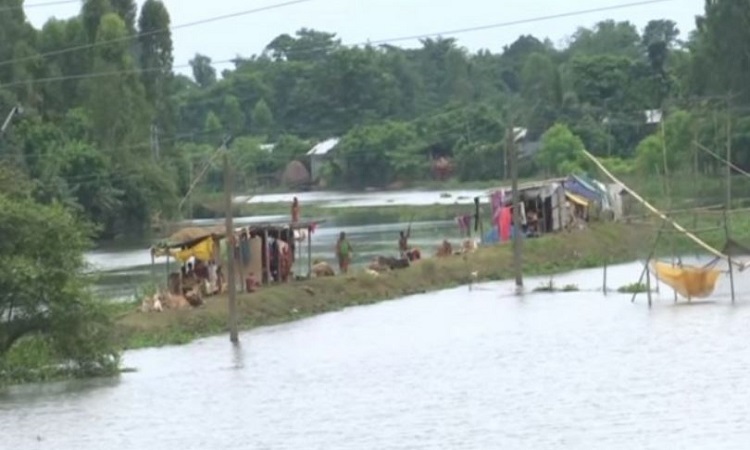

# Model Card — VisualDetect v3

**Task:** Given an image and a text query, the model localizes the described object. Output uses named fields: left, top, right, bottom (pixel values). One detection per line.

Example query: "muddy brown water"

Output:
left=3, top=261, right=750, bottom=449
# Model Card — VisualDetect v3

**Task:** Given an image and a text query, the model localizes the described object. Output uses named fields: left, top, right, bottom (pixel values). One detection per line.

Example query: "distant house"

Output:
left=260, top=143, right=276, bottom=153
left=512, top=127, right=542, bottom=160
left=644, top=109, right=663, bottom=125
left=306, top=137, right=339, bottom=181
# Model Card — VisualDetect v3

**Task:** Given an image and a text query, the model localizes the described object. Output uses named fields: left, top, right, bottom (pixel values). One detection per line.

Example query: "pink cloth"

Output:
left=498, top=207, right=512, bottom=242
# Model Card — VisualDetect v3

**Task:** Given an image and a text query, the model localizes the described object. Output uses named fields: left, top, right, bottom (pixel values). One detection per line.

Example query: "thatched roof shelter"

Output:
left=281, top=160, right=311, bottom=186
left=159, top=225, right=225, bottom=249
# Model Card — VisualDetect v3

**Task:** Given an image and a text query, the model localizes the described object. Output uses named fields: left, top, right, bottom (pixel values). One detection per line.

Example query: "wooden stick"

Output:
left=694, top=141, right=750, bottom=179
left=724, top=208, right=736, bottom=304
left=581, top=149, right=747, bottom=270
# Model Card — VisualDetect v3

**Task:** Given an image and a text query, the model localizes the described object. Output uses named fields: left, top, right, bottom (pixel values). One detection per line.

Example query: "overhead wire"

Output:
left=0, top=0, right=78, bottom=13
left=0, top=0, right=678, bottom=88
left=0, top=0, right=315, bottom=68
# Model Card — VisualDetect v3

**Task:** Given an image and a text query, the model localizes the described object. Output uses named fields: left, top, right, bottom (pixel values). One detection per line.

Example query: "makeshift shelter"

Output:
left=565, top=191, right=590, bottom=220
left=489, top=179, right=569, bottom=236
left=281, top=160, right=311, bottom=187
left=235, top=220, right=324, bottom=286
left=150, top=225, right=225, bottom=296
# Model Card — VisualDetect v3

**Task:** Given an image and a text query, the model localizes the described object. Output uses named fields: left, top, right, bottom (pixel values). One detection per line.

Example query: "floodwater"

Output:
left=236, top=188, right=489, bottom=208
left=3, top=261, right=750, bottom=449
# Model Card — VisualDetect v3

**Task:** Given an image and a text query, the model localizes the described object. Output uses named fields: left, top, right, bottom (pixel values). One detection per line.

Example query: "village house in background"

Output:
left=307, top=137, right=340, bottom=183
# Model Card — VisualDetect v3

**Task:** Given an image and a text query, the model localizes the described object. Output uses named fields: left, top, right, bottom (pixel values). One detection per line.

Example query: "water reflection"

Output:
left=3, top=262, right=750, bottom=449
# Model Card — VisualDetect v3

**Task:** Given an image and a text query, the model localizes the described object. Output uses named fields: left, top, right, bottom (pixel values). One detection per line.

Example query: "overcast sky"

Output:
left=25, top=0, right=703, bottom=76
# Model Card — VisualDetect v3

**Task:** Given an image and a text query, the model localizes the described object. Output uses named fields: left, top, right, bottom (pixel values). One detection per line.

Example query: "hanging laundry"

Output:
left=491, top=191, right=505, bottom=222
left=239, top=235, right=252, bottom=266
left=498, top=206, right=512, bottom=242
left=456, top=214, right=472, bottom=236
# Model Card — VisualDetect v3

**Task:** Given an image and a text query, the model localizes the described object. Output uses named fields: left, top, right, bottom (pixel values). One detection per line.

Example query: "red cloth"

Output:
left=498, top=207, right=512, bottom=242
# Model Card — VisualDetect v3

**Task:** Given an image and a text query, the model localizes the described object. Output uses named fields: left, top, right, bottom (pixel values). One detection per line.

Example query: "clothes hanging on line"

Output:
left=456, top=215, right=472, bottom=236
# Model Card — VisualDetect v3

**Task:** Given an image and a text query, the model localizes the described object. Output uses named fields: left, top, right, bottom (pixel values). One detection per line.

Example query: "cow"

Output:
left=312, top=260, right=335, bottom=277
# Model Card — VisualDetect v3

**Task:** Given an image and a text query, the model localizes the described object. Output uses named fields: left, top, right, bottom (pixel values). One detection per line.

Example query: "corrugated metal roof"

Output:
left=306, top=137, right=340, bottom=156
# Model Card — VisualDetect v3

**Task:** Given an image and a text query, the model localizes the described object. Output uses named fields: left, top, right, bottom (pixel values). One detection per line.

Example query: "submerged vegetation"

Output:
left=2, top=0, right=750, bottom=384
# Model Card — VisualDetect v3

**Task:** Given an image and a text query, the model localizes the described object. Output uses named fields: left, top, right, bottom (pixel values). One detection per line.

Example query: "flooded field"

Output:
left=3, top=262, right=750, bottom=449
left=235, top=188, right=489, bottom=208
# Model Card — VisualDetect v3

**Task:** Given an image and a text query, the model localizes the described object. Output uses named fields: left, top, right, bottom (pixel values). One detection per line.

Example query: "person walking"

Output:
left=291, top=197, right=300, bottom=224
left=336, top=231, right=353, bottom=275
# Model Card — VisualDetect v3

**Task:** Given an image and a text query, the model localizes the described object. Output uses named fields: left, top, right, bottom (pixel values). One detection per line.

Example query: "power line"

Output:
left=0, top=0, right=78, bottom=13
left=0, top=0, right=314, bottom=68
left=366, top=0, right=676, bottom=46
left=1, top=0, right=678, bottom=88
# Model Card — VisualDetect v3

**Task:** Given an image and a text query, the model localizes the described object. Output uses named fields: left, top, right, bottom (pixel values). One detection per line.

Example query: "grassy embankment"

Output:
left=115, top=208, right=750, bottom=350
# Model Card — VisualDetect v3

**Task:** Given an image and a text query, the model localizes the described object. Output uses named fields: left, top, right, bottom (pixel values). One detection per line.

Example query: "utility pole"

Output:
left=222, top=135, right=239, bottom=344
left=507, top=121, right=523, bottom=292
left=150, top=123, right=161, bottom=161
left=188, top=160, right=194, bottom=220
left=726, top=95, right=732, bottom=211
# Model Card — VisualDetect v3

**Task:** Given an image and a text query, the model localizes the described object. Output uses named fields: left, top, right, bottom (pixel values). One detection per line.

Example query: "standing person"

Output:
left=291, top=197, right=300, bottom=224
left=335, top=231, right=353, bottom=275
left=398, top=227, right=411, bottom=259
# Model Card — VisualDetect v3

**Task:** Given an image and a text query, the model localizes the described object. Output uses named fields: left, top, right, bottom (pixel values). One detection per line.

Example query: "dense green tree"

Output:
left=81, top=0, right=112, bottom=42
left=250, top=98, right=273, bottom=136
left=691, top=0, right=750, bottom=103
left=110, top=0, right=137, bottom=33
left=536, top=123, right=587, bottom=176
left=138, top=0, right=174, bottom=131
left=189, top=54, right=217, bottom=88
left=0, top=192, right=120, bottom=378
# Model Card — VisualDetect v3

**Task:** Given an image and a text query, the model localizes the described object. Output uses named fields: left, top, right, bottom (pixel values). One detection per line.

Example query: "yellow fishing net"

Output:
left=651, top=261, right=722, bottom=299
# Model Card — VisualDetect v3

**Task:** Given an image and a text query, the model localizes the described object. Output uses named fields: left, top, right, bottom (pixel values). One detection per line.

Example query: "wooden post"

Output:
left=150, top=249, right=156, bottom=285
left=264, top=229, right=271, bottom=283
left=646, top=264, right=652, bottom=308
left=508, top=123, right=523, bottom=291
left=188, top=159, right=194, bottom=220
left=603, top=259, right=608, bottom=295
left=307, top=226, right=312, bottom=279
left=724, top=208, right=736, bottom=304
left=165, top=254, right=170, bottom=292
left=222, top=137, right=239, bottom=344
left=631, top=224, right=665, bottom=304
left=726, top=98, right=732, bottom=210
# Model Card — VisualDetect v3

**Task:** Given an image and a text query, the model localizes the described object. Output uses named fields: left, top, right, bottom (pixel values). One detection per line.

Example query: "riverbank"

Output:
left=116, top=219, right=741, bottom=350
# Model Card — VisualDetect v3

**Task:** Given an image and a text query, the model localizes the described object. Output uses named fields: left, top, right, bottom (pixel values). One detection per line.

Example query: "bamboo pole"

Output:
left=508, top=123, right=523, bottom=291
left=726, top=100, right=732, bottom=210
left=660, top=121, right=675, bottom=302
left=223, top=142, right=239, bottom=344
left=724, top=208, right=736, bottom=304
left=307, top=226, right=312, bottom=279
left=581, top=149, right=747, bottom=270
left=631, top=223, right=666, bottom=304
left=694, top=142, right=750, bottom=179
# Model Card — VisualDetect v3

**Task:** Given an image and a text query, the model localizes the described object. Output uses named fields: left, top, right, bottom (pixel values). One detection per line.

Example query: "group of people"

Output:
left=332, top=226, right=416, bottom=275
left=179, top=258, right=223, bottom=296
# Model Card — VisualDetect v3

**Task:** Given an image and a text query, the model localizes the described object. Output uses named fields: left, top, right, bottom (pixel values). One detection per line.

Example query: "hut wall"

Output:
left=249, top=236, right=263, bottom=278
